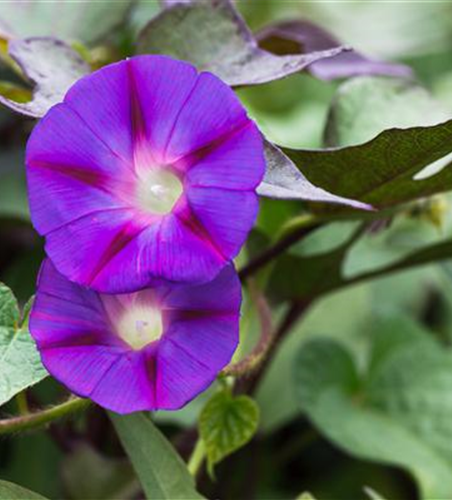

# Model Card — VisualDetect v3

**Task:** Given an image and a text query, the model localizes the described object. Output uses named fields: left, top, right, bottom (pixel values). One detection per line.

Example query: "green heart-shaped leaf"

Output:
left=294, top=314, right=452, bottom=498
left=200, top=390, right=259, bottom=473
left=0, top=283, right=47, bottom=408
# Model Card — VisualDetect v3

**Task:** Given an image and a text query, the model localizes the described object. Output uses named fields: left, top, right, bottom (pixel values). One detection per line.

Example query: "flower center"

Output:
left=116, top=304, right=163, bottom=350
left=136, top=168, right=182, bottom=215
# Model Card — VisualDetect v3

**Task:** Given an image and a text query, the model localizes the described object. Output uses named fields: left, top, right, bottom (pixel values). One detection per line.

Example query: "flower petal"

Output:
left=187, top=185, right=259, bottom=258
left=40, top=345, right=124, bottom=399
left=127, top=56, right=198, bottom=162
left=156, top=314, right=238, bottom=410
left=26, top=56, right=264, bottom=291
left=44, top=208, right=154, bottom=293
left=31, top=260, right=112, bottom=347
left=91, top=200, right=232, bottom=289
left=64, top=61, right=135, bottom=163
left=26, top=103, right=132, bottom=234
left=30, top=261, right=127, bottom=399
left=44, top=201, right=229, bottom=293
left=184, top=122, right=265, bottom=190
left=30, top=260, right=241, bottom=413
left=89, top=351, right=155, bottom=413
left=159, top=263, right=241, bottom=313
left=148, top=207, right=227, bottom=283
left=165, top=71, right=250, bottom=162
left=155, top=265, right=240, bottom=409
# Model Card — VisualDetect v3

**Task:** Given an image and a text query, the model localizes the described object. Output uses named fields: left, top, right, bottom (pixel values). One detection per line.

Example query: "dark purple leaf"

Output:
left=257, top=20, right=413, bottom=81
left=158, top=0, right=185, bottom=7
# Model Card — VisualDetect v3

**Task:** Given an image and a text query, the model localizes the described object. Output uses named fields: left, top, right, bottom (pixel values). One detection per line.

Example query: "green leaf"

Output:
left=153, top=385, right=216, bottom=429
left=0, top=38, right=90, bottom=118
left=237, top=72, right=337, bottom=148
left=62, top=444, right=139, bottom=500
left=258, top=143, right=371, bottom=211
left=110, top=412, right=204, bottom=500
left=257, top=265, right=437, bottom=431
left=0, top=281, right=20, bottom=326
left=293, top=314, right=452, bottom=498
left=290, top=221, right=360, bottom=258
left=0, top=149, right=29, bottom=220
left=137, top=0, right=346, bottom=87
left=22, top=296, right=35, bottom=326
left=0, top=81, right=32, bottom=103
left=0, top=283, right=48, bottom=407
left=268, top=223, right=363, bottom=302
left=363, top=486, right=388, bottom=500
left=342, top=211, right=449, bottom=279
left=283, top=77, right=452, bottom=211
left=0, top=480, right=47, bottom=500
left=0, top=1, right=134, bottom=44
left=1, top=430, right=63, bottom=498
left=129, top=0, right=160, bottom=36
left=199, top=390, right=259, bottom=472
left=268, top=220, right=452, bottom=302
left=325, top=77, right=449, bottom=147
left=296, top=494, right=317, bottom=500
left=283, top=117, right=452, bottom=210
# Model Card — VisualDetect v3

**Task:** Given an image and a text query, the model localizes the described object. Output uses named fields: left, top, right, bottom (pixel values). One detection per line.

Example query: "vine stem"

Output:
left=236, top=300, right=311, bottom=395
left=221, top=280, right=272, bottom=378
left=230, top=216, right=318, bottom=380
left=187, top=438, right=206, bottom=478
left=238, top=215, right=320, bottom=280
left=0, top=396, right=90, bottom=435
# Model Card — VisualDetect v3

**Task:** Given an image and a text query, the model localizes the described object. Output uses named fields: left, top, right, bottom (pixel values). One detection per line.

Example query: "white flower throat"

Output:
left=136, top=168, right=183, bottom=215
left=116, top=303, right=163, bottom=350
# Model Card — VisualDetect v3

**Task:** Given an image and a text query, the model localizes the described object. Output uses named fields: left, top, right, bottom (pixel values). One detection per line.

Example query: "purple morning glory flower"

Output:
left=30, top=259, right=241, bottom=414
left=26, top=55, right=265, bottom=293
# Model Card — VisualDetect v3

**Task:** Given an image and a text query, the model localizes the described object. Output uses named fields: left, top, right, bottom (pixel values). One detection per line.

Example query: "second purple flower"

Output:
left=30, top=259, right=241, bottom=414
left=26, top=55, right=265, bottom=293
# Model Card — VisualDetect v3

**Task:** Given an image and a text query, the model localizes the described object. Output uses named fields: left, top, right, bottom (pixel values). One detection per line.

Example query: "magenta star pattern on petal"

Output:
left=26, top=55, right=265, bottom=293
left=30, top=259, right=241, bottom=414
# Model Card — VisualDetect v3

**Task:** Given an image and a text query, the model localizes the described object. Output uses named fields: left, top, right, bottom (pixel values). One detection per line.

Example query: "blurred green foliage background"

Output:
left=1, top=1, right=452, bottom=499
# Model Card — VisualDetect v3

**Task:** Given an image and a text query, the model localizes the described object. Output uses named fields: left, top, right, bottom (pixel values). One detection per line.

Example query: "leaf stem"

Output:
left=222, top=281, right=272, bottom=378
left=0, top=396, right=90, bottom=435
left=15, top=391, right=29, bottom=415
left=238, top=215, right=320, bottom=280
left=187, top=438, right=206, bottom=478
